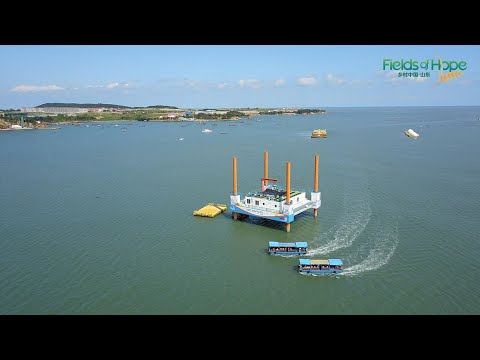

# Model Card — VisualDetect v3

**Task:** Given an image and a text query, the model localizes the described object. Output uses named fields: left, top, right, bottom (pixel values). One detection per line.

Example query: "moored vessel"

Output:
left=311, top=129, right=327, bottom=138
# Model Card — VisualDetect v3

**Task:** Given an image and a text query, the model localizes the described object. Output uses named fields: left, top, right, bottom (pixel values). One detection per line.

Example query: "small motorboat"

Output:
left=268, top=241, right=307, bottom=256
left=298, top=259, right=343, bottom=274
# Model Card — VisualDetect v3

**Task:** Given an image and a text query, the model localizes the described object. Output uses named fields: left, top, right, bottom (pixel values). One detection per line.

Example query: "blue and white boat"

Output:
left=298, top=259, right=343, bottom=274
left=268, top=241, right=307, bottom=255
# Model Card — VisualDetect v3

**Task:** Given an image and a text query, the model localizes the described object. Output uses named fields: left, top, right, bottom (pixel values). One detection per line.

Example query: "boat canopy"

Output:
left=328, top=259, right=343, bottom=266
left=299, top=259, right=311, bottom=265
left=310, top=259, right=329, bottom=265
left=270, top=241, right=294, bottom=247
left=295, top=242, right=308, bottom=248
left=269, top=241, right=308, bottom=248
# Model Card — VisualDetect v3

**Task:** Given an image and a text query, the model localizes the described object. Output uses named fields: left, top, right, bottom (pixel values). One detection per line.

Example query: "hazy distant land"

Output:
left=0, top=103, right=326, bottom=129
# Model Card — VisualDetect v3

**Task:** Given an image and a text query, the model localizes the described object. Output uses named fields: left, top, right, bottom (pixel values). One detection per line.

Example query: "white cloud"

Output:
left=156, top=77, right=203, bottom=89
left=274, top=79, right=286, bottom=87
left=238, top=79, right=262, bottom=88
left=409, top=76, right=429, bottom=82
left=297, top=75, right=318, bottom=86
left=85, top=82, right=130, bottom=90
left=11, top=85, right=64, bottom=92
left=383, top=70, right=402, bottom=85
left=106, top=82, right=129, bottom=89
left=178, top=79, right=206, bottom=90
left=457, top=79, right=473, bottom=86
left=349, top=79, right=373, bottom=87
left=181, top=79, right=200, bottom=88
left=385, top=70, right=400, bottom=79
left=325, top=74, right=347, bottom=85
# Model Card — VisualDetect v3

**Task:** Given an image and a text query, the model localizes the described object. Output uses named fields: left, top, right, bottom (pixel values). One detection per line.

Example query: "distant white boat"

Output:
left=179, top=137, right=184, bottom=141
left=115, top=124, right=119, bottom=127
left=202, top=129, right=212, bottom=133
left=404, top=129, right=419, bottom=138
left=1, top=125, right=33, bottom=131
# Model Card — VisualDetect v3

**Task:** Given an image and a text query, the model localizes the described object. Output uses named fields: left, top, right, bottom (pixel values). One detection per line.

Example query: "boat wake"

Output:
left=307, top=188, right=371, bottom=256
left=304, top=171, right=399, bottom=276
left=340, top=224, right=398, bottom=277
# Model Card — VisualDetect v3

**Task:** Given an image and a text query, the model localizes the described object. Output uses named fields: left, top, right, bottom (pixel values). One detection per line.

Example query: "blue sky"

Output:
left=1, top=45, right=479, bottom=108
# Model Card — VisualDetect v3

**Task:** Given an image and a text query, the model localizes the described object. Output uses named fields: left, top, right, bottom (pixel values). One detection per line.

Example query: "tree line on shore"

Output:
left=0, top=107, right=326, bottom=125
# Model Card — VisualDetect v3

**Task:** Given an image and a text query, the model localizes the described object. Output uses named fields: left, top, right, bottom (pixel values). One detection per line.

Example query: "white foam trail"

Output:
left=341, top=225, right=398, bottom=277
left=307, top=189, right=371, bottom=256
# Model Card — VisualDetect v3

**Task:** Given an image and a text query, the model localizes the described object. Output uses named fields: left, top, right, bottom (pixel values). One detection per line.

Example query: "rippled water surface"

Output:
left=1, top=107, right=479, bottom=314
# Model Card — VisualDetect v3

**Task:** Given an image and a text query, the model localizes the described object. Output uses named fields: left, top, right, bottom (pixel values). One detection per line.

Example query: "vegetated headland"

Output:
left=0, top=103, right=326, bottom=129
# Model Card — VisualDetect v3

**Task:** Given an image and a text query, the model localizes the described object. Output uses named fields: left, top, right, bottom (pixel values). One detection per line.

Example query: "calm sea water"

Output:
left=1, top=107, right=479, bottom=314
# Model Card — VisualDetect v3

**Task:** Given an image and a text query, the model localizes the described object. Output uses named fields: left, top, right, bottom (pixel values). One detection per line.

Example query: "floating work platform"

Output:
left=230, top=151, right=321, bottom=232
left=193, top=203, right=227, bottom=218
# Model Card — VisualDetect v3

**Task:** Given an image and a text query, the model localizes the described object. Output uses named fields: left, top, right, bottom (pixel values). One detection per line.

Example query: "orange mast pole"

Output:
left=264, top=151, right=268, bottom=185
left=286, top=162, right=291, bottom=233
left=286, top=161, right=291, bottom=205
left=314, top=154, right=319, bottom=218
left=233, top=157, right=238, bottom=220
left=233, top=157, right=237, bottom=196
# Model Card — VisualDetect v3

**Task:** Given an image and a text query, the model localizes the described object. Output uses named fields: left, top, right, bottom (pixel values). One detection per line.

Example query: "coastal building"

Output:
left=22, top=107, right=89, bottom=114
left=194, top=110, right=228, bottom=115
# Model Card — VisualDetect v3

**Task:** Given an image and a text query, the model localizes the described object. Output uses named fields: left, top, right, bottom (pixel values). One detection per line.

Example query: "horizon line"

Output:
left=3, top=104, right=480, bottom=110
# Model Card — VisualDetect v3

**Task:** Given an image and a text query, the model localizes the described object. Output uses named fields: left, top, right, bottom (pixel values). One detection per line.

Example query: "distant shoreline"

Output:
left=1, top=107, right=326, bottom=128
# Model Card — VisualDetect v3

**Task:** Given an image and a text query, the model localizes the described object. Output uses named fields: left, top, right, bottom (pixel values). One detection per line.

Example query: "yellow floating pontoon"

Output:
left=193, top=203, right=227, bottom=218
